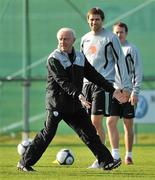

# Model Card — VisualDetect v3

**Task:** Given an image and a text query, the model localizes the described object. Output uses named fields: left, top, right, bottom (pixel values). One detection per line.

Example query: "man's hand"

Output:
left=129, top=94, right=138, bottom=106
left=113, top=89, right=130, bottom=103
left=78, top=94, right=91, bottom=109
left=122, top=89, right=130, bottom=101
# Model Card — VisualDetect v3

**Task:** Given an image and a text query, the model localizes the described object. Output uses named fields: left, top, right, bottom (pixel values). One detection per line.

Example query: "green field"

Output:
left=0, top=134, right=155, bottom=180
left=0, top=2, right=155, bottom=178
left=0, top=0, right=155, bottom=134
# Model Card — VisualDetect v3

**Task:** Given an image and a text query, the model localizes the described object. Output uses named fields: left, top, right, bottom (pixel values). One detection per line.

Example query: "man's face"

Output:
left=58, top=31, right=75, bottom=53
left=113, top=25, right=127, bottom=44
left=87, top=14, right=103, bottom=33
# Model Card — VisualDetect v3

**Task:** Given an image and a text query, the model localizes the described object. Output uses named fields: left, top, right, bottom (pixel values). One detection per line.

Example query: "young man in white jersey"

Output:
left=106, top=22, right=143, bottom=165
left=81, top=8, right=131, bottom=168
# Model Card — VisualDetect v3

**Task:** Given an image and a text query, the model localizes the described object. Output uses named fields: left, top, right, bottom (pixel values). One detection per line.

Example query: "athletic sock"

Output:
left=125, top=152, right=132, bottom=159
left=112, top=148, right=120, bottom=160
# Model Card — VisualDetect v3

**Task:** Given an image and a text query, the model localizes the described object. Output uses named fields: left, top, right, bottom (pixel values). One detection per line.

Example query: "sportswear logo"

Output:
left=97, top=109, right=103, bottom=112
left=128, top=113, right=133, bottom=116
left=85, top=39, right=90, bottom=42
left=88, top=45, right=97, bottom=54
left=53, top=111, right=59, bottom=117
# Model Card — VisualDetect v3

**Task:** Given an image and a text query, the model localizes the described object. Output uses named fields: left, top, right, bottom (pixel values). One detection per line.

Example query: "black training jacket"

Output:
left=46, top=48, right=115, bottom=113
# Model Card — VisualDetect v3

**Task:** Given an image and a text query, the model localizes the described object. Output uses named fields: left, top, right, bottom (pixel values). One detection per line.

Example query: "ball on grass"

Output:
left=56, top=149, right=74, bottom=165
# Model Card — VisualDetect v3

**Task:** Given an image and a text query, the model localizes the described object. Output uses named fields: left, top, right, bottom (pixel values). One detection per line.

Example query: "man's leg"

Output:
left=106, top=116, right=120, bottom=160
left=18, top=110, right=61, bottom=170
left=91, top=115, right=105, bottom=144
left=83, top=84, right=106, bottom=144
left=89, top=90, right=111, bottom=168
left=64, top=108, right=121, bottom=170
left=123, top=118, right=134, bottom=165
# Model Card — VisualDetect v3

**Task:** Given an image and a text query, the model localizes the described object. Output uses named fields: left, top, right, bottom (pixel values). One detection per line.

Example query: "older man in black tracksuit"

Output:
left=17, top=27, right=125, bottom=172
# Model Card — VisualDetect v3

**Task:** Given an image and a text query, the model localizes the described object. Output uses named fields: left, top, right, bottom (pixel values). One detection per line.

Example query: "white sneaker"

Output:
left=17, top=162, right=35, bottom=172
left=87, top=160, right=100, bottom=169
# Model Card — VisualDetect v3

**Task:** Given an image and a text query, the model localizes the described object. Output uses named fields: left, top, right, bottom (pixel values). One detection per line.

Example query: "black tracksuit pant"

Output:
left=20, top=108, right=113, bottom=167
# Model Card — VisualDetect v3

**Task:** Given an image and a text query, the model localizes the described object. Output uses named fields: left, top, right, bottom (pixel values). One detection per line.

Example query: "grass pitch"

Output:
left=0, top=133, right=155, bottom=180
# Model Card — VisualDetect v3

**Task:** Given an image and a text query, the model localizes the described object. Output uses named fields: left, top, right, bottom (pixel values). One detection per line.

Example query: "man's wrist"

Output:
left=78, top=94, right=84, bottom=101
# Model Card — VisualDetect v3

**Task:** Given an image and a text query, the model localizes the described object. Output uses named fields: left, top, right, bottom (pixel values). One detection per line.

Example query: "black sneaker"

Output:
left=113, top=158, right=122, bottom=169
left=17, top=162, right=35, bottom=172
left=101, top=158, right=122, bottom=170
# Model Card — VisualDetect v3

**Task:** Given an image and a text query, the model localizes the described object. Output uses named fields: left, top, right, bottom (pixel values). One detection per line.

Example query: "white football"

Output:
left=17, top=139, right=31, bottom=156
left=56, top=149, right=74, bottom=165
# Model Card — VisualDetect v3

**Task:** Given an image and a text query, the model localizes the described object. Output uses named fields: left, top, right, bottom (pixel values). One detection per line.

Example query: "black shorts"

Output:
left=82, top=83, right=112, bottom=116
left=110, top=98, right=135, bottom=118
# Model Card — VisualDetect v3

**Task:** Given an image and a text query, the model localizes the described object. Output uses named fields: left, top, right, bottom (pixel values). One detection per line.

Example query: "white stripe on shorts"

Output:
left=105, top=92, right=110, bottom=115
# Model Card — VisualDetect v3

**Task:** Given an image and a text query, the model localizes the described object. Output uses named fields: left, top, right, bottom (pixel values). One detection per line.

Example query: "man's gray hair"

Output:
left=56, top=27, right=76, bottom=39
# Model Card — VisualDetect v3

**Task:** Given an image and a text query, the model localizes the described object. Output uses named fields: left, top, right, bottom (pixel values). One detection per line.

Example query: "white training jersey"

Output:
left=122, top=40, right=143, bottom=95
left=81, top=28, right=131, bottom=90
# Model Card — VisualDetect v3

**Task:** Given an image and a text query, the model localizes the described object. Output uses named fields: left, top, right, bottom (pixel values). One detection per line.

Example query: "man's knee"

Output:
left=106, top=117, right=118, bottom=128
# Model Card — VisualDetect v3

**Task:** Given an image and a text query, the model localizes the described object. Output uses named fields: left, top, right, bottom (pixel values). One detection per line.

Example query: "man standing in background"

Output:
left=81, top=8, right=131, bottom=168
left=106, top=22, right=143, bottom=165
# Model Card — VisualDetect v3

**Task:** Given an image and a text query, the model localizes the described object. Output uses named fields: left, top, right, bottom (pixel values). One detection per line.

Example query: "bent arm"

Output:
left=84, top=58, right=115, bottom=93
